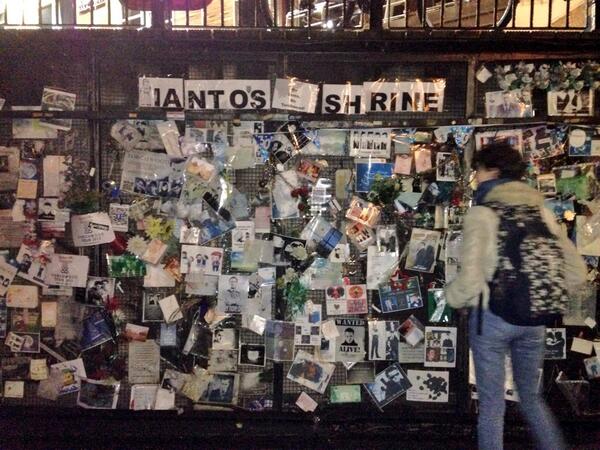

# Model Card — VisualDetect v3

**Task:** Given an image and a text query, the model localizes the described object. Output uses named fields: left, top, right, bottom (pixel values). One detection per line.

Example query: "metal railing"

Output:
left=0, top=0, right=595, bottom=31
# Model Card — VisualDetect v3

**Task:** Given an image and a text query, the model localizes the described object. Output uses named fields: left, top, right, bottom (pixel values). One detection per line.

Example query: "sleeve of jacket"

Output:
left=445, top=207, right=496, bottom=309
left=541, top=208, right=587, bottom=294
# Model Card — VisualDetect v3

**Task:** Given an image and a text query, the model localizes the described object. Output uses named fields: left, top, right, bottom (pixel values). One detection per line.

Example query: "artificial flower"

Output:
left=126, top=235, right=148, bottom=257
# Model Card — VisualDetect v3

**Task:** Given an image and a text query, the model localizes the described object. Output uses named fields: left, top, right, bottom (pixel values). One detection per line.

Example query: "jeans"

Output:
left=469, top=309, right=566, bottom=450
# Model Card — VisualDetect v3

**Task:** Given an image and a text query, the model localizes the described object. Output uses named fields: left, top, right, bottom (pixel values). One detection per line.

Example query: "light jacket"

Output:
left=445, top=181, right=587, bottom=310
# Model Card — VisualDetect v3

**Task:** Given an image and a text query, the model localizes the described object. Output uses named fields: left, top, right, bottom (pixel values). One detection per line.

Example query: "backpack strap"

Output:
left=477, top=293, right=483, bottom=335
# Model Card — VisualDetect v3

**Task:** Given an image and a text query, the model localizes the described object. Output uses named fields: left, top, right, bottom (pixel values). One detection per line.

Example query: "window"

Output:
left=122, top=6, right=142, bottom=25
left=41, top=4, right=53, bottom=25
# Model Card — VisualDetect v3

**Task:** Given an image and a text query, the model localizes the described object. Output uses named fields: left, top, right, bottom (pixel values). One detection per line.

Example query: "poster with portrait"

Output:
left=485, top=89, right=533, bottom=118
left=548, top=89, right=594, bottom=117
left=424, top=326, right=457, bottom=368
left=0, top=259, right=18, bottom=297
left=217, top=275, right=249, bottom=314
left=405, top=228, right=441, bottom=273
left=435, top=152, right=458, bottom=182
left=264, top=320, right=295, bottom=362
left=334, top=318, right=366, bottom=363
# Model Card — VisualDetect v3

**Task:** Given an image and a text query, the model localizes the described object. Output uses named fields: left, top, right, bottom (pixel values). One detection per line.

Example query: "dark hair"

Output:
left=344, top=328, right=354, bottom=334
left=471, top=141, right=526, bottom=180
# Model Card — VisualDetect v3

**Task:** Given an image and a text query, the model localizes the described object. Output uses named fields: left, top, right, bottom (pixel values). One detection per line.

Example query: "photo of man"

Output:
left=38, top=199, right=56, bottom=221
left=218, top=275, right=248, bottom=314
left=342, top=328, right=359, bottom=346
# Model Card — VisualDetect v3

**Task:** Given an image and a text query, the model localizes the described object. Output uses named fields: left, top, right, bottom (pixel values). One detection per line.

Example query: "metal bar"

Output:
left=38, top=0, right=42, bottom=25
left=529, top=0, right=534, bottom=28
left=73, top=0, right=77, bottom=25
left=421, top=0, right=426, bottom=27
left=492, top=0, right=498, bottom=29
left=547, top=0, right=552, bottom=27
left=308, top=0, right=312, bottom=29
left=458, top=0, right=463, bottom=28
left=203, top=0, right=207, bottom=26
left=273, top=0, right=278, bottom=27
left=186, top=0, right=190, bottom=27
left=291, top=0, right=296, bottom=28
left=325, top=0, right=330, bottom=27
left=124, top=0, right=129, bottom=26
left=108, top=0, right=112, bottom=26
left=90, top=0, right=95, bottom=25
left=510, top=0, right=516, bottom=28
left=221, top=0, right=225, bottom=27
left=565, top=0, right=570, bottom=28
left=441, top=0, right=445, bottom=27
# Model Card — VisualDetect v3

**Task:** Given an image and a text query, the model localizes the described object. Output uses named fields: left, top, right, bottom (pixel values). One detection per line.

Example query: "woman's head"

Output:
left=471, top=141, right=526, bottom=183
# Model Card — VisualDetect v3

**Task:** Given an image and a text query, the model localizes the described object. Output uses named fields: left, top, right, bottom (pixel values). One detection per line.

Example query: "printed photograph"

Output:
left=85, top=277, right=115, bottom=307
left=286, top=349, right=336, bottom=394
left=142, top=291, right=164, bottom=322
left=199, top=373, right=239, bottom=405
left=405, top=228, right=441, bottom=273
left=364, top=363, right=412, bottom=410
left=217, top=275, right=249, bottom=314
left=239, top=344, right=266, bottom=367
left=378, top=276, right=423, bottom=313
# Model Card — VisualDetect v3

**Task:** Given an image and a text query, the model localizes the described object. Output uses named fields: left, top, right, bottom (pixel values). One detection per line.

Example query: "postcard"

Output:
left=217, top=275, right=249, bottom=315
left=12, top=106, right=58, bottom=139
left=399, top=315, right=425, bottom=347
left=427, top=289, right=453, bottom=323
left=45, top=254, right=90, bottom=288
left=0, top=147, right=20, bottom=191
left=128, top=340, right=160, bottom=384
left=208, top=349, right=238, bottom=372
left=16, top=242, right=54, bottom=287
left=346, top=222, right=376, bottom=251
left=406, top=369, right=449, bottom=402
left=106, top=255, right=147, bottom=278
left=485, top=89, right=533, bottom=118
left=77, top=378, right=120, bottom=409
left=345, top=196, right=381, bottom=227
left=379, top=276, right=423, bottom=313
left=424, top=326, right=457, bottom=368
left=198, top=372, right=239, bottom=406
left=394, top=154, right=412, bottom=175
left=50, top=358, right=87, bottom=395
left=368, top=320, right=401, bottom=361
left=124, top=323, right=149, bottom=342
left=108, top=203, right=130, bottom=232
left=544, top=328, right=566, bottom=360
left=81, top=277, right=115, bottom=307
left=6, top=285, right=38, bottom=309
left=345, top=362, right=375, bottom=384
left=293, top=301, right=321, bottom=346
left=159, top=295, right=183, bottom=323
left=325, top=284, right=368, bottom=315
left=265, top=320, right=295, bottom=362
left=71, top=212, right=116, bottom=247
left=120, top=150, right=185, bottom=199
left=364, top=363, right=412, bottom=410
left=0, top=259, right=18, bottom=296
left=238, top=344, right=266, bottom=367
left=355, top=161, right=394, bottom=193
left=287, top=349, right=336, bottom=394
left=349, top=129, right=391, bottom=158
left=40, top=87, right=76, bottom=131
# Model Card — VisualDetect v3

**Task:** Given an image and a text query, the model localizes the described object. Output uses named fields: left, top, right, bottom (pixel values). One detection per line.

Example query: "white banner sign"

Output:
left=362, top=80, right=445, bottom=113
left=272, top=78, right=320, bottom=113
left=139, top=78, right=446, bottom=114
left=184, top=80, right=270, bottom=110
left=321, top=84, right=365, bottom=114
left=139, top=78, right=184, bottom=109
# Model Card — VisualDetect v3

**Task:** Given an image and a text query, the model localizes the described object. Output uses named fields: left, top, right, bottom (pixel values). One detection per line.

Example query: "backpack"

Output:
left=484, top=201, right=569, bottom=325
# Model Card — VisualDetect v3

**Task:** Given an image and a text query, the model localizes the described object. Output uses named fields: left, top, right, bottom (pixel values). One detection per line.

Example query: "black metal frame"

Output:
left=0, top=0, right=596, bottom=31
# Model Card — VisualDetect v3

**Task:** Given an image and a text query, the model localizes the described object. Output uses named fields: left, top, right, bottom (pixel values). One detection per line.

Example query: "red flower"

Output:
left=105, top=297, right=120, bottom=312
